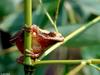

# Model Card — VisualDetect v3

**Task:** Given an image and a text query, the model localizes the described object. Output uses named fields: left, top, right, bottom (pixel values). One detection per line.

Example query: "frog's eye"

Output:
left=48, top=32, right=56, bottom=37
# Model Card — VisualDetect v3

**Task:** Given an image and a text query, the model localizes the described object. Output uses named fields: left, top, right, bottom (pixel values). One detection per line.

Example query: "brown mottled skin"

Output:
left=10, top=25, right=64, bottom=62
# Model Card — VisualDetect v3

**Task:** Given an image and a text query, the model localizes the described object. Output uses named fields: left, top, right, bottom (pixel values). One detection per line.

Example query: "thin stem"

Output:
left=67, top=61, right=86, bottom=75
left=89, top=64, right=100, bottom=71
left=39, top=0, right=59, bottom=32
left=24, top=59, right=100, bottom=66
left=33, top=60, right=81, bottom=65
left=39, top=16, right=100, bottom=60
left=54, top=0, right=61, bottom=24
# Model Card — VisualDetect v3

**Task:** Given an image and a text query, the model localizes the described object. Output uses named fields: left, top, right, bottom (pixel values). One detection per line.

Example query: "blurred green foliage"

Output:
left=0, top=0, right=100, bottom=75
left=0, top=0, right=15, bottom=16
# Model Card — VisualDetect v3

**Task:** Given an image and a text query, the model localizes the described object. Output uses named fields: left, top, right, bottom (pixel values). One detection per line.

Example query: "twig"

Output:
left=39, top=0, right=58, bottom=32
left=39, top=16, right=100, bottom=60
left=67, top=61, right=86, bottom=75
left=54, top=0, right=61, bottom=24
left=24, top=59, right=100, bottom=66
left=89, top=64, right=100, bottom=71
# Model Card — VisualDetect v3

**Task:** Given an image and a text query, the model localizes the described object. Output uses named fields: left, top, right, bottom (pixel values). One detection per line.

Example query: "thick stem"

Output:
left=24, top=0, right=33, bottom=75
left=24, top=0, right=32, bottom=65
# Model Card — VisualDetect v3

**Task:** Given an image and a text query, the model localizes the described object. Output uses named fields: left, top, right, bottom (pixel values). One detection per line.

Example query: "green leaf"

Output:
left=0, top=0, right=15, bottom=16
left=81, top=45, right=100, bottom=59
left=0, top=12, right=23, bottom=34
left=77, top=0, right=100, bottom=15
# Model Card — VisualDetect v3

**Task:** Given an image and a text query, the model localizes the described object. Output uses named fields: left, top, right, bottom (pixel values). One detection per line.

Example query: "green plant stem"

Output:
left=24, top=59, right=100, bottom=66
left=67, top=62, right=86, bottom=75
left=24, top=0, right=33, bottom=75
left=54, top=0, right=61, bottom=24
left=91, top=59, right=100, bottom=64
left=24, top=0, right=32, bottom=65
left=33, top=60, right=81, bottom=65
left=39, top=16, right=100, bottom=60
left=39, top=0, right=58, bottom=32
left=89, top=64, right=100, bottom=71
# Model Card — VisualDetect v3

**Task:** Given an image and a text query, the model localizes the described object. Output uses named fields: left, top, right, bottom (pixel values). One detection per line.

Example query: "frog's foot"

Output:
left=25, top=49, right=40, bottom=59
left=17, top=49, right=40, bottom=64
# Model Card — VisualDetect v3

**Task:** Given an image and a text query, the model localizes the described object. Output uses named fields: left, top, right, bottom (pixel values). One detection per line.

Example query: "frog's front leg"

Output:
left=25, top=49, right=40, bottom=59
left=17, top=49, right=40, bottom=64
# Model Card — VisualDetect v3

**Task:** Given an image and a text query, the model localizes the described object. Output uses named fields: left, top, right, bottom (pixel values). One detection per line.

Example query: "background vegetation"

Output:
left=0, top=0, right=100, bottom=75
